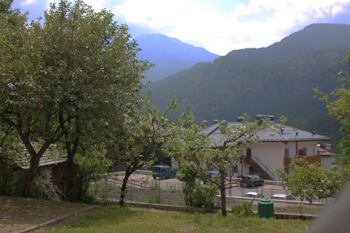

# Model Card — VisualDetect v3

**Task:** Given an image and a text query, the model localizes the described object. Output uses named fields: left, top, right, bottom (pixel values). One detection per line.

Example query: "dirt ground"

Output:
left=0, top=196, right=92, bottom=233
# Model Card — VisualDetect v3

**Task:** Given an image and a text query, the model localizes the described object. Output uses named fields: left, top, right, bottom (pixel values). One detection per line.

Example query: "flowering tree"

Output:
left=0, top=0, right=150, bottom=200
left=276, top=158, right=350, bottom=205
left=165, top=115, right=281, bottom=216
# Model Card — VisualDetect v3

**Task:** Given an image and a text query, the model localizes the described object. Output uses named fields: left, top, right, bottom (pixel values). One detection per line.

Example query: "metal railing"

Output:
left=253, top=156, right=281, bottom=181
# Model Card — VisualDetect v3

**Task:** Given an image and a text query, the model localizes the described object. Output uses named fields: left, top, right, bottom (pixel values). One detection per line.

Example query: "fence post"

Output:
left=159, top=179, right=161, bottom=204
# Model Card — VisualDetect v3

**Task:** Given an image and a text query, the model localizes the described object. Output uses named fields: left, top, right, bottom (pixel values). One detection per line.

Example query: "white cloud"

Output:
left=332, top=5, right=345, bottom=17
left=41, top=0, right=350, bottom=55
left=20, top=0, right=37, bottom=6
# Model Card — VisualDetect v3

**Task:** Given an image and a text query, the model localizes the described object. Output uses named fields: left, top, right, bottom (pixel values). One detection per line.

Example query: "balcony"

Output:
left=284, top=155, right=321, bottom=168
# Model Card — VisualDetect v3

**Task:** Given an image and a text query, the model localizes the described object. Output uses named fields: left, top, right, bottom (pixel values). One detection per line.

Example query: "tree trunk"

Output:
left=120, top=169, right=131, bottom=208
left=220, top=169, right=227, bottom=216
left=66, top=137, right=79, bottom=203
left=22, top=155, right=41, bottom=197
left=67, top=154, right=77, bottom=202
left=21, top=138, right=51, bottom=198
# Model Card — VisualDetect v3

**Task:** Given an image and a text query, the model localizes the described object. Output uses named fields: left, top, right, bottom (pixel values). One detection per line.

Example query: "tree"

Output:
left=165, top=114, right=281, bottom=216
left=111, top=99, right=178, bottom=207
left=0, top=0, right=28, bottom=26
left=276, top=158, right=349, bottom=206
left=315, top=52, right=350, bottom=160
left=0, top=0, right=150, bottom=200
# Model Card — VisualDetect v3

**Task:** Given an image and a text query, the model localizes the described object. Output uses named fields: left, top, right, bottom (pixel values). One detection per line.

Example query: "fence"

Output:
left=92, top=172, right=333, bottom=206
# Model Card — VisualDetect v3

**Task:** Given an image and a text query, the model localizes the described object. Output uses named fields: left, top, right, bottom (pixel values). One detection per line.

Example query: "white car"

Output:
left=271, top=194, right=296, bottom=200
left=244, top=192, right=265, bottom=199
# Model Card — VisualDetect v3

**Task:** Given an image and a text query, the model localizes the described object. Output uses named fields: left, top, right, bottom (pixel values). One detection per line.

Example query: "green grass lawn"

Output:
left=34, top=205, right=311, bottom=233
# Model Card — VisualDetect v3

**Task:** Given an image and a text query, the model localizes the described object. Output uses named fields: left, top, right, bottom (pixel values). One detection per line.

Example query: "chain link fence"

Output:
left=90, top=172, right=333, bottom=206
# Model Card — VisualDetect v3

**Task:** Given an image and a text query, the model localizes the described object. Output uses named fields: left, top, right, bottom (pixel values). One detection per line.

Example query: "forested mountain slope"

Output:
left=134, top=33, right=219, bottom=83
left=226, top=23, right=350, bottom=62
left=146, top=24, right=350, bottom=149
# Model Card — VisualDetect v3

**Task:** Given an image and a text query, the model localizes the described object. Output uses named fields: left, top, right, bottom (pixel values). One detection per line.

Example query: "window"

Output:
left=284, top=148, right=289, bottom=158
left=232, top=165, right=238, bottom=173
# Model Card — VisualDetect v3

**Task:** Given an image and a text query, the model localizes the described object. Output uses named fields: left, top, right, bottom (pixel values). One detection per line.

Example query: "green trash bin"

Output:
left=258, top=198, right=275, bottom=218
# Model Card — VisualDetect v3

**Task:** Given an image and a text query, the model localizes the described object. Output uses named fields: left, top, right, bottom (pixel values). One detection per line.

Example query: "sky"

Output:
left=12, top=0, right=350, bottom=56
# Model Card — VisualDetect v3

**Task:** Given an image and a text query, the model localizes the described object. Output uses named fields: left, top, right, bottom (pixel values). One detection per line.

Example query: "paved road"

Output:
left=123, top=173, right=290, bottom=199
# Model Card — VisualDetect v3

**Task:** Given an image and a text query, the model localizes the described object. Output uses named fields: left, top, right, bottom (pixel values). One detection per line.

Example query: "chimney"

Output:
left=295, top=132, right=299, bottom=136
left=236, top=117, right=243, bottom=122
left=213, top=119, right=219, bottom=125
left=312, top=131, right=316, bottom=135
left=280, top=127, right=285, bottom=135
left=326, top=144, right=332, bottom=151
left=267, top=115, right=275, bottom=121
left=255, top=114, right=263, bottom=126
left=220, top=120, right=227, bottom=125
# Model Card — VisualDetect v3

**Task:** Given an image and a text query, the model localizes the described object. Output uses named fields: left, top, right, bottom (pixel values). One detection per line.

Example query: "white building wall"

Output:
left=297, top=141, right=318, bottom=156
left=249, top=142, right=284, bottom=175
left=245, top=141, right=319, bottom=176
left=171, top=157, right=180, bottom=171
left=281, top=141, right=318, bottom=158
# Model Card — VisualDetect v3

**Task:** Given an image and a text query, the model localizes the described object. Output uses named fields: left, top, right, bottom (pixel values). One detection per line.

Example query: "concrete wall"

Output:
left=321, top=155, right=332, bottom=168
left=249, top=142, right=284, bottom=175
left=171, top=157, right=180, bottom=171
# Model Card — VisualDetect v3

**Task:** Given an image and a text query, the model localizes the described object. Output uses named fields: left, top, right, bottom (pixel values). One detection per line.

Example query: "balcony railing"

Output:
left=284, top=155, right=321, bottom=168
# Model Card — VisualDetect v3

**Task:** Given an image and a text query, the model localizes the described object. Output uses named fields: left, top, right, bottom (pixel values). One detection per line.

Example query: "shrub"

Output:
left=177, top=166, right=218, bottom=209
left=0, top=163, right=27, bottom=197
left=74, top=152, right=112, bottom=203
left=217, top=199, right=258, bottom=218
left=30, top=176, right=61, bottom=201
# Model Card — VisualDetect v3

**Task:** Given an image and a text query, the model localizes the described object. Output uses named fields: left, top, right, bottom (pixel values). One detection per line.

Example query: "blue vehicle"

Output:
left=152, top=165, right=176, bottom=180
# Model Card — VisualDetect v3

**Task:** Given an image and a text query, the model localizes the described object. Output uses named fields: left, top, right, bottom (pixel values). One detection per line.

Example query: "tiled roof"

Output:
left=317, top=147, right=334, bottom=156
left=16, top=155, right=67, bottom=169
left=201, top=121, right=330, bottom=147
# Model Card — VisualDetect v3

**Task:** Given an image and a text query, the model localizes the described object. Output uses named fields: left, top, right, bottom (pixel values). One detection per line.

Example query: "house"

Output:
left=15, top=154, right=67, bottom=192
left=171, top=115, right=331, bottom=180
left=0, top=149, right=68, bottom=195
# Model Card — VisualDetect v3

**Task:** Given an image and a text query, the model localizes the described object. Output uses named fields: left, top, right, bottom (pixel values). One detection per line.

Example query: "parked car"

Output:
left=152, top=165, right=176, bottom=180
left=271, top=194, right=296, bottom=200
left=244, top=192, right=265, bottom=199
left=240, top=175, right=264, bottom=188
left=332, top=165, right=339, bottom=172
left=204, top=170, right=225, bottom=184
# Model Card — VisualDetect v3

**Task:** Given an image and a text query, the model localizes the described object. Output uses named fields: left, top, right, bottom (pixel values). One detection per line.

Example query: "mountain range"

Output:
left=145, top=23, right=350, bottom=149
left=133, top=33, right=219, bottom=83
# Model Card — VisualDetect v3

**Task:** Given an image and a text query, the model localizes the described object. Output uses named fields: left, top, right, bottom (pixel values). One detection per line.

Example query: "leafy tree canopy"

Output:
left=0, top=0, right=28, bottom=26
left=315, top=52, right=350, bottom=161
left=276, top=158, right=349, bottom=204
left=0, top=0, right=150, bottom=198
